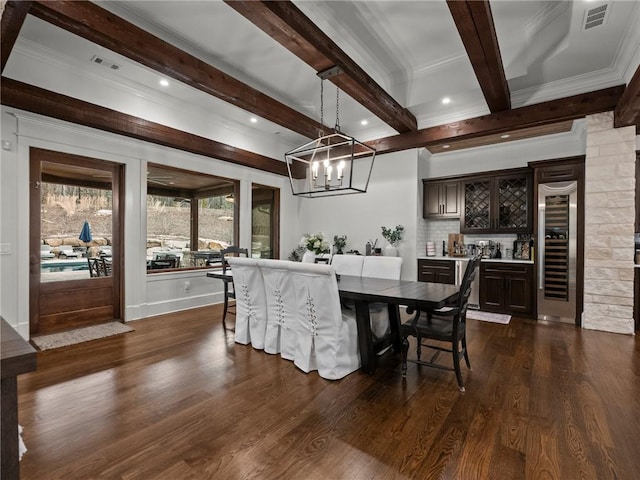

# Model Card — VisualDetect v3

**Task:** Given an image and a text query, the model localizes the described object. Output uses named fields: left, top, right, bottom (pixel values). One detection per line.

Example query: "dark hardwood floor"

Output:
left=17, top=305, right=640, bottom=479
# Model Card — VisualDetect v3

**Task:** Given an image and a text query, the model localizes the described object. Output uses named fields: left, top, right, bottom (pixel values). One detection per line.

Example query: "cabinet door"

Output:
left=479, top=267, right=503, bottom=310
left=495, top=173, right=532, bottom=233
left=461, top=178, right=492, bottom=233
left=423, top=182, right=442, bottom=217
left=423, top=181, right=460, bottom=218
left=505, top=273, right=532, bottom=314
left=436, top=270, right=455, bottom=285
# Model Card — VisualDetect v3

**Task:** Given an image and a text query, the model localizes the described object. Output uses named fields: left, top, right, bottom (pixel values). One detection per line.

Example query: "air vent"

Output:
left=90, top=55, right=120, bottom=70
left=582, top=3, right=609, bottom=31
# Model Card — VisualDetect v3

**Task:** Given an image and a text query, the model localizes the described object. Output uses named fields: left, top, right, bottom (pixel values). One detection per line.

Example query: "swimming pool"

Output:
left=41, top=260, right=88, bottom=273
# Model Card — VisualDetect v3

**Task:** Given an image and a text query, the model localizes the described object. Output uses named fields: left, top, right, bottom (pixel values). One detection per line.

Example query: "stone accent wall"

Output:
left=583, top=112, right=636, bottom=334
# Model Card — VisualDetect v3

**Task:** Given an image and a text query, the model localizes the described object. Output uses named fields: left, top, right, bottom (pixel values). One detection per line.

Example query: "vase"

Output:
left=302, top=250, right=316, bottom=263
left=383, top=244, right=398, bottom=257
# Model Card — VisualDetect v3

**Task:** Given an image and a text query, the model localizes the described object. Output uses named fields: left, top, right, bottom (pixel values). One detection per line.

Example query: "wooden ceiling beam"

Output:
left=614, top=64, right=640, bottom=128
left=1, top=0, right=33, bottom=73
left=446, top=0, right=510, bottom=112
left=225, top=0, right=417, bottom=134
left=28, top=0, right=324, bottom=140
left=367, top=86, right=625, bottom=154
left=1, top=78, right=306, bottom=178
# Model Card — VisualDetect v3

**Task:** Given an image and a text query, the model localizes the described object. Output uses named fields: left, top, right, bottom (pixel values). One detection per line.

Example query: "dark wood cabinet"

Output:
left=418, top=259, right=455, bottom=284
left=423, top=180, right=460, bottom=218
left=460, top=168, right=532, bottom=234
left=480, top=262, right=534, bottom=316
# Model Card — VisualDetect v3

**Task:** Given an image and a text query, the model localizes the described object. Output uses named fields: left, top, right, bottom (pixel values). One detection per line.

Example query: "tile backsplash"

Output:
left=420, top=218, right=518, bottom=257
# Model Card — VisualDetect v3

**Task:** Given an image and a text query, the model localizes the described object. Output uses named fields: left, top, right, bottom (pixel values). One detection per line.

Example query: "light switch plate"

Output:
left=0, top=243, right=12, bottom=254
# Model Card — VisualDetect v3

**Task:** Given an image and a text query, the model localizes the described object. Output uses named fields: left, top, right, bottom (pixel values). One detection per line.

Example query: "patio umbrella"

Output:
left=79, top=220, right=92, bottom=252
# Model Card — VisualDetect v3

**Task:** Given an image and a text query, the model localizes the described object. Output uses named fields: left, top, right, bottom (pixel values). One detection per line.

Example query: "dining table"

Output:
left=336, top=275, right=459, bottom=374
left=207, top=270, right=459, bottom=375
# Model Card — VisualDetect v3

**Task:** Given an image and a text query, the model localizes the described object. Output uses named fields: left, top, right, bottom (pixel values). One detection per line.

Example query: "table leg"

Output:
left=1, top=376, right=19, bottom=480
left=387, top=304, right=402, bottom=352
left=354, top=300, right=375, bottom=374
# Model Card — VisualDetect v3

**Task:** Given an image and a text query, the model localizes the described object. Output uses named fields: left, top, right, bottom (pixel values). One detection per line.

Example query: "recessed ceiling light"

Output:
left=441, top=97, right=451, bottom=105
left=500, top=134, right=510, bottom=139
left=250, top=117, right=258, bottom=124
left=442, top=144, right=450, bottom=149
left=159, top=78, right=169, bottom=87
left=360, top=119, right=368, bottom=126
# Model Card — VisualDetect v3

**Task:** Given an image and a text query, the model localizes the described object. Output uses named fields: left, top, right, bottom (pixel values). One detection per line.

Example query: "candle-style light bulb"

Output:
left=312, top=161, right=319, bottom=179
left=337, top=160, right=345, bottom=180
left=327, top=165, right=333, bottom=181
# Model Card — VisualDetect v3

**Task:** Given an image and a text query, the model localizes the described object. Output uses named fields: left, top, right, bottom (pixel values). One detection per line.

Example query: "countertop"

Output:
left=417, top=256, right=534, bottom=265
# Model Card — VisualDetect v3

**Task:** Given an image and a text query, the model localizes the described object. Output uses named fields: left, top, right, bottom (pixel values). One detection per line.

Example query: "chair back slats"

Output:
left=221, top=246, right=249, bottom=273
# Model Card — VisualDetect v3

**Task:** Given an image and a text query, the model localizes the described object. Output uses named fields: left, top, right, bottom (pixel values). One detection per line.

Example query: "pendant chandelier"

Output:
left=286, top=70, right=375, bottom=198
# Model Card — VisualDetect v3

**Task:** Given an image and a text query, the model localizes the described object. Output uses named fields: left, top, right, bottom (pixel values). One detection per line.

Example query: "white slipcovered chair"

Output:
left=330, top=254, right=364, bottom=276
left=362, top=256, right=403, bottom=280
left=361, top=256, right=403, bottom=339
left=288, top=262, right=360, bottom=380
left=259, top=259, right=298, bottom=360
left=226, top=257, right=267, bottom=349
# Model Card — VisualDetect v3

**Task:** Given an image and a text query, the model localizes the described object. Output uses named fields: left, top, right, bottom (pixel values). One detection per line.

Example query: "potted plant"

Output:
left=381, top=225, right=404, bottom=256
left=333, top=234, right=347, bottom=254
left=300, top=232, right=330, bottom=262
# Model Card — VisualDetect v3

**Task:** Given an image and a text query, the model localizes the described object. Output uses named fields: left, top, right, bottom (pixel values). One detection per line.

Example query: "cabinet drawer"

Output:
left=418, top=259, right=456, bottom=284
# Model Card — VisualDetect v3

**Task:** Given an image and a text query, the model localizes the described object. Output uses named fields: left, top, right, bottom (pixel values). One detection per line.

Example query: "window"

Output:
left=251, top=184, right=279, bottom=259
left=146, top=163, right=237, bottom=271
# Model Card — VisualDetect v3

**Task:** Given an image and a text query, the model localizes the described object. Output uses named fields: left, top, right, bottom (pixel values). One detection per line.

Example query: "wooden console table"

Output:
left=1, top=317, right=37, bottom=480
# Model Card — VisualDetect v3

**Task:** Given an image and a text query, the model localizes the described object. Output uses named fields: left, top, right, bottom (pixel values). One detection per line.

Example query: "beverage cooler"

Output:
left=537, top=181, right=578, bottom=323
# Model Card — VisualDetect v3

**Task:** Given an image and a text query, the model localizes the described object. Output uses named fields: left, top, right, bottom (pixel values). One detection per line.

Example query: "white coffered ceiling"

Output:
left=3, top=0, right=639, bottom=158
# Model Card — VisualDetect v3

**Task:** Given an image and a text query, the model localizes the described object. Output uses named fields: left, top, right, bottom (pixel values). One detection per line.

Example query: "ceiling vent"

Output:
left=90, top=55, right=120, bottom=70
left=582, top=3, right=609, bottom=31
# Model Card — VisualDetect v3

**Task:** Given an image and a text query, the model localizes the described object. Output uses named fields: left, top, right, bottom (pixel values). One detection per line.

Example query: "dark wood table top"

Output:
left=337, top=275, right=459, bottom=309
left=1, top=317, right=37, bottom=380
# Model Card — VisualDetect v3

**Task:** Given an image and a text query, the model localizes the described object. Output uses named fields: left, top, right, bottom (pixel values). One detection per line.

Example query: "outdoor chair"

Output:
left=88, top=257, right=102, bottom=277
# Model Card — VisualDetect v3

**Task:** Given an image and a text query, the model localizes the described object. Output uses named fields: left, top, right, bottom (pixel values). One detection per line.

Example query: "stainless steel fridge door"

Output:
left=537, top=181, right=578, bottom=323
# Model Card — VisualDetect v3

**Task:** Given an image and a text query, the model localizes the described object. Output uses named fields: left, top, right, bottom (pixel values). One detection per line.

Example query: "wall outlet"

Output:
left=0, top=243, right=11, bottom=254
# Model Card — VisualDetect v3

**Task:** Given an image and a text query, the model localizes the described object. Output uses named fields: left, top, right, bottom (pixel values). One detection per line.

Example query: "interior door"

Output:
left=29, top=148, right=124, bottom=335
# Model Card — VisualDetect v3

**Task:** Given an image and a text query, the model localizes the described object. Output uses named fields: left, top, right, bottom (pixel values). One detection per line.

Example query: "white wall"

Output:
left=0, top=107, right=299, bottom=338
left=296, top=149, right=421, bottom=281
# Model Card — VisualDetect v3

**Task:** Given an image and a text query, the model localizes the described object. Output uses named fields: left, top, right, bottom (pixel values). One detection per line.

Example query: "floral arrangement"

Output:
left=300, top=232, right=330, bottom=255
left=381, top=225, right=405, bottom=246
left=333, top=234, right=347, bottom=254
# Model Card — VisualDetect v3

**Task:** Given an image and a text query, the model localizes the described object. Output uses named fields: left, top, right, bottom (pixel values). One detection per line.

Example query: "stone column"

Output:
left=583, top=112, right=636, bottom=334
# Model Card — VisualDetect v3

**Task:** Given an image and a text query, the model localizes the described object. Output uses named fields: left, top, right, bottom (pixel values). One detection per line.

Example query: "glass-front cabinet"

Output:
left=461, top=168, right=532, bottom=234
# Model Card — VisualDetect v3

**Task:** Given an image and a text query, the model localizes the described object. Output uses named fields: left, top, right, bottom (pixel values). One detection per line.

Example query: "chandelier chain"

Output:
left=319, top=78, right=324, bottom=136
left=335, top=86, right=341, bottom=132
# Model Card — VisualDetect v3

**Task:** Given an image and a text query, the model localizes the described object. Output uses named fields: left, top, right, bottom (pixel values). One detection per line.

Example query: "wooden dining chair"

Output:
left=400, top=255, right=480, bottom=392
left=220, top=246, right=249, bottom=330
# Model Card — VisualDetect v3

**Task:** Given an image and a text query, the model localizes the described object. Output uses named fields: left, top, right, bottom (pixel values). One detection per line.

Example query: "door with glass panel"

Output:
left=251, top=184, right=279, bottom=259
left=29, top=148, right=124, bottom=335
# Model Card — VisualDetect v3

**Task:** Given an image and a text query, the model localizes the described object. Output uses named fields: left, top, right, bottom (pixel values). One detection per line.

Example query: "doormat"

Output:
left=467, top=310, right=511, bottom=324
left=31, top=322, right=134, bottom=351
